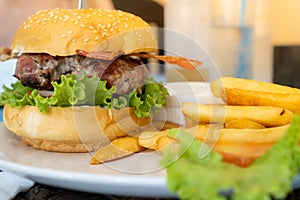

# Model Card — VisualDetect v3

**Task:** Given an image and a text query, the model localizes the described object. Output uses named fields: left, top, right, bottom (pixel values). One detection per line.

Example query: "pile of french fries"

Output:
left=91, top=77, right=300, bottom=167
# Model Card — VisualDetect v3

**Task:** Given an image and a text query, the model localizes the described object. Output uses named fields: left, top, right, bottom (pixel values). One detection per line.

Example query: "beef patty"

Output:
left=14, top=53, right=149, bottom=95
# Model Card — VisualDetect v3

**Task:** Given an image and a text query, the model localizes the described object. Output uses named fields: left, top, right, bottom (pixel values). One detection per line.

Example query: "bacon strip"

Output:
left=76, top=49, right=124, bottom=61
left=0, top=47, right=17, bottom=62
left=76, top=50, right=201, bottom=70
left=131, top=53, right=202, bottom=70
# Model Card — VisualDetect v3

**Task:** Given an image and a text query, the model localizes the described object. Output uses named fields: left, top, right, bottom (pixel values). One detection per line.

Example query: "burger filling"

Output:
left=15, top=53, right=149, bottom=96
left=0, top=51, right=169, bottom=118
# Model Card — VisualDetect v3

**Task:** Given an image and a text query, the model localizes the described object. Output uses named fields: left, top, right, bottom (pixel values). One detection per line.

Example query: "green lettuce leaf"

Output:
left=161, top=115, right=300, bottom=200
left=133, top=79, right=169, bottom=118
left=0, top=81, right=33, bottom=108
left=0, top=74, right=168, bottom=117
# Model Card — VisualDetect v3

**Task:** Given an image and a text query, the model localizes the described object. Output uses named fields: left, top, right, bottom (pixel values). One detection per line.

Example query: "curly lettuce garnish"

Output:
left=0, top=73, right=168, bottom=117
left=161, top=115, right=300, bottom=200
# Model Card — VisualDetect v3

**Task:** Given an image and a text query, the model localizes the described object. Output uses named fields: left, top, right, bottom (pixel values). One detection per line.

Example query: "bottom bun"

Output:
left=21, top=137, right=100, bottom=153
left=3, top=104, right=151, bottom=152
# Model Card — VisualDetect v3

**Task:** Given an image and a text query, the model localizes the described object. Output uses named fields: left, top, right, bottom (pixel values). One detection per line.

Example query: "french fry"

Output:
left=213, top=142, right=276, bottom=167
left=182, top=102, right=293, bottom=127
left=186, top=124, right=289, bottom=145
left=210, top=77, right=300, bottom=113
left=156, top=136, right=176, bottom=152
left=138, top=123, right=287, bottom=156
left=160, top=121, right=181, bottom=130
left=224, top=118, right=265, bottom=129
left=138, top=130, right=168, bottom=150
left=150, top=120, right=180, bottom=132
left=90, top=136, right=145, bottom=164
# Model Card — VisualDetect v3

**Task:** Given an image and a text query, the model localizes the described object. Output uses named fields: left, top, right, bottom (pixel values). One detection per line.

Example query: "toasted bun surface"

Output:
left=11, top=8, right=157, bottom=56
left=3, top=104, right=151, bottom=152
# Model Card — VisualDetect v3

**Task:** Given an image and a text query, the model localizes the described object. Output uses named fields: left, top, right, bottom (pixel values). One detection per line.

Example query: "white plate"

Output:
left=0, top=123, right=175, bottom=197
left=0, top=59, right=17, bottom=93
left=164, top=82, right=223, bottom=125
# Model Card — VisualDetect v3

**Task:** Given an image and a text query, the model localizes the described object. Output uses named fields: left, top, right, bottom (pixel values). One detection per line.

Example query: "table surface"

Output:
left=10, top=183, right=300, bottom=200
left=12, top=184, right=174, bottom=200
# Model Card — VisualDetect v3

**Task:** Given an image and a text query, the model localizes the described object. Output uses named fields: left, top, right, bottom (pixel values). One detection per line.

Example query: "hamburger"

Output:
left=0, top=8, right=177, bottom=153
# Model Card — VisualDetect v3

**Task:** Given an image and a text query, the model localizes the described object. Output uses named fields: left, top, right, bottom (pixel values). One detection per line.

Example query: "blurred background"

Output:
left=0, top=0, right=299, bottom=87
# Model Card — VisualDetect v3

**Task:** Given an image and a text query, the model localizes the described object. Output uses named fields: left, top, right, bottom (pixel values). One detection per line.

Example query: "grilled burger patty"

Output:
left=14, top=53, right=149, bottom=95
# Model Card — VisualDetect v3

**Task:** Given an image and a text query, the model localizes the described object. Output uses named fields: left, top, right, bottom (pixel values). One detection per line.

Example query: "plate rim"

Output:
left=0, top=122, right=173, bottom=197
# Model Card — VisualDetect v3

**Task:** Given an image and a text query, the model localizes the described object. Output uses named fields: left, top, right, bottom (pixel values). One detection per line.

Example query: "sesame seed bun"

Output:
left=3, top=104, right=151, bottom=152
left=10, top=8, right=157, bottom=56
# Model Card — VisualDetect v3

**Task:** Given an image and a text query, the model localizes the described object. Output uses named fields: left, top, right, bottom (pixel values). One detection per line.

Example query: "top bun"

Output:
left=11, top=8, right=157, bottom=56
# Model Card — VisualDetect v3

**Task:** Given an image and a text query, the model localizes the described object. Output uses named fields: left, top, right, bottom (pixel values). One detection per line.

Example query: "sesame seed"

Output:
left=83, top=38, right=89, bottom=42
left=95, top=36, right=99, bottom=41
left=72, top=38, right=77, bottom=42
left=48, top=12, right=54, bottom=18
left=84, top=42, right=88, bottom=46
left=107, top=24, right=111, bottom=29
left=110, top=28, right=114, bottom=32
left=77, top=16, right=82, bottom=19
left=124, top=24, right=128, bottom=29
left=61, top=34, right=66, bottom=38
left=88, top=26, right=94, bottom=30
left=68, top=30, right=73, bottom=35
